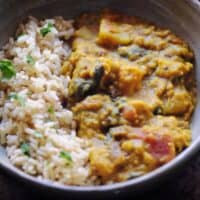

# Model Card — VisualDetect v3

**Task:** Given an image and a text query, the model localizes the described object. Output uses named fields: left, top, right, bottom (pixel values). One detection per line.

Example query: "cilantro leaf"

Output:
left=8, top=93, right=18, bottom=99
left=8, top=93, right=26, bottom=106
left=20, top=143, right=30, bottom=156
left=26, top=54, right=35, bottom=65
left=17, top=33, right=25, bottom=39
left=0, top=60, right=16, bottom=80
left=48, top=106, right=55, bottom=114
left=34, top=131, right=43, bottom=138
left=59, top=151, right=72, bottom=164
left=40, top=22, right=54, bottom=37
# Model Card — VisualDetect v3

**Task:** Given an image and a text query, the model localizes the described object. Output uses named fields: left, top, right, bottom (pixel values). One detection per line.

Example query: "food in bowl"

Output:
left=0, top=10, right=196, bottom=185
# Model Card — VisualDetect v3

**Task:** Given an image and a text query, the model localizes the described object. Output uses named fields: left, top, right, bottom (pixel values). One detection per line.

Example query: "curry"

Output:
left=61, top=10, right=195, bottom=183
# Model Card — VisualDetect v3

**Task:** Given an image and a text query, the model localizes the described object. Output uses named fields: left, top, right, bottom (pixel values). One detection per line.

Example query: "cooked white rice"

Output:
left=0, top=17, right=93, bottom=185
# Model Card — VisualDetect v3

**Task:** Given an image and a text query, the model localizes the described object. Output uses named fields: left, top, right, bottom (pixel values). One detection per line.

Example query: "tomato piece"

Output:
left=122, top=106, right=137, bottom=123
left=145, top=134, right=175, bottom=164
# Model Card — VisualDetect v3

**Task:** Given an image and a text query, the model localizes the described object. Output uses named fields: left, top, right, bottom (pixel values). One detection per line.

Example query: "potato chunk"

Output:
left=118, top=65, right=144, bottom=96
left=89, top=147, right=115, bottom=178
left=156, top=58, right=192, bottom=78
left=162, top=87, right=193, bottom=118
left=98, top=18, right=133, bottom=46
left=68, top=55, right=144, bottom=101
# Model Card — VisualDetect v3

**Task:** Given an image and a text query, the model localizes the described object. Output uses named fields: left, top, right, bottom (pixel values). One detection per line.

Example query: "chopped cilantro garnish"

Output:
left=26, top=54, right=35, bottom=65
left=48, top=106, right=55, bottom=114
left=27, top=91, right=32, bottom=96
left=34, top=131, right=43, bottom=138
left=20, top=143, right=30, bottom=156
left=8, top=93, right=18, bottom=99
left=17, top=33, right=25, bottom=39
left=8, top=93, right=26, bottom=106
left=59, top=151, right=72, bottom=164
left=0, top=60, right=16, bottom=80
left=40, top=22, right=54, bottom=37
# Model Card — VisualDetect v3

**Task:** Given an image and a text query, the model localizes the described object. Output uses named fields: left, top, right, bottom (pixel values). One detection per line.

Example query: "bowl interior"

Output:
left=0, top=0, right=200, bottom=194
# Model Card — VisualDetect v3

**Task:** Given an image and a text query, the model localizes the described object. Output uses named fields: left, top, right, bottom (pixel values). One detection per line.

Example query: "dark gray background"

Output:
left=0, top=153, right=200, bottom=200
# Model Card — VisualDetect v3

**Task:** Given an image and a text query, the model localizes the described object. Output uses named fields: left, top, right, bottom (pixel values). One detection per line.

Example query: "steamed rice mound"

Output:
left=0, top=17, right=92, bottom=185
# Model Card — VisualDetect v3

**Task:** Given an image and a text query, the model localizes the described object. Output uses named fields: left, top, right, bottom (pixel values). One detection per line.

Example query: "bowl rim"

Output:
left=0, top=0, right=200, bottom=193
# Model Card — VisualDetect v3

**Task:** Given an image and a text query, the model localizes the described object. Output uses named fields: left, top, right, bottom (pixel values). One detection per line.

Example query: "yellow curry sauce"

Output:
left=61, top=10, right=196, bottom=184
